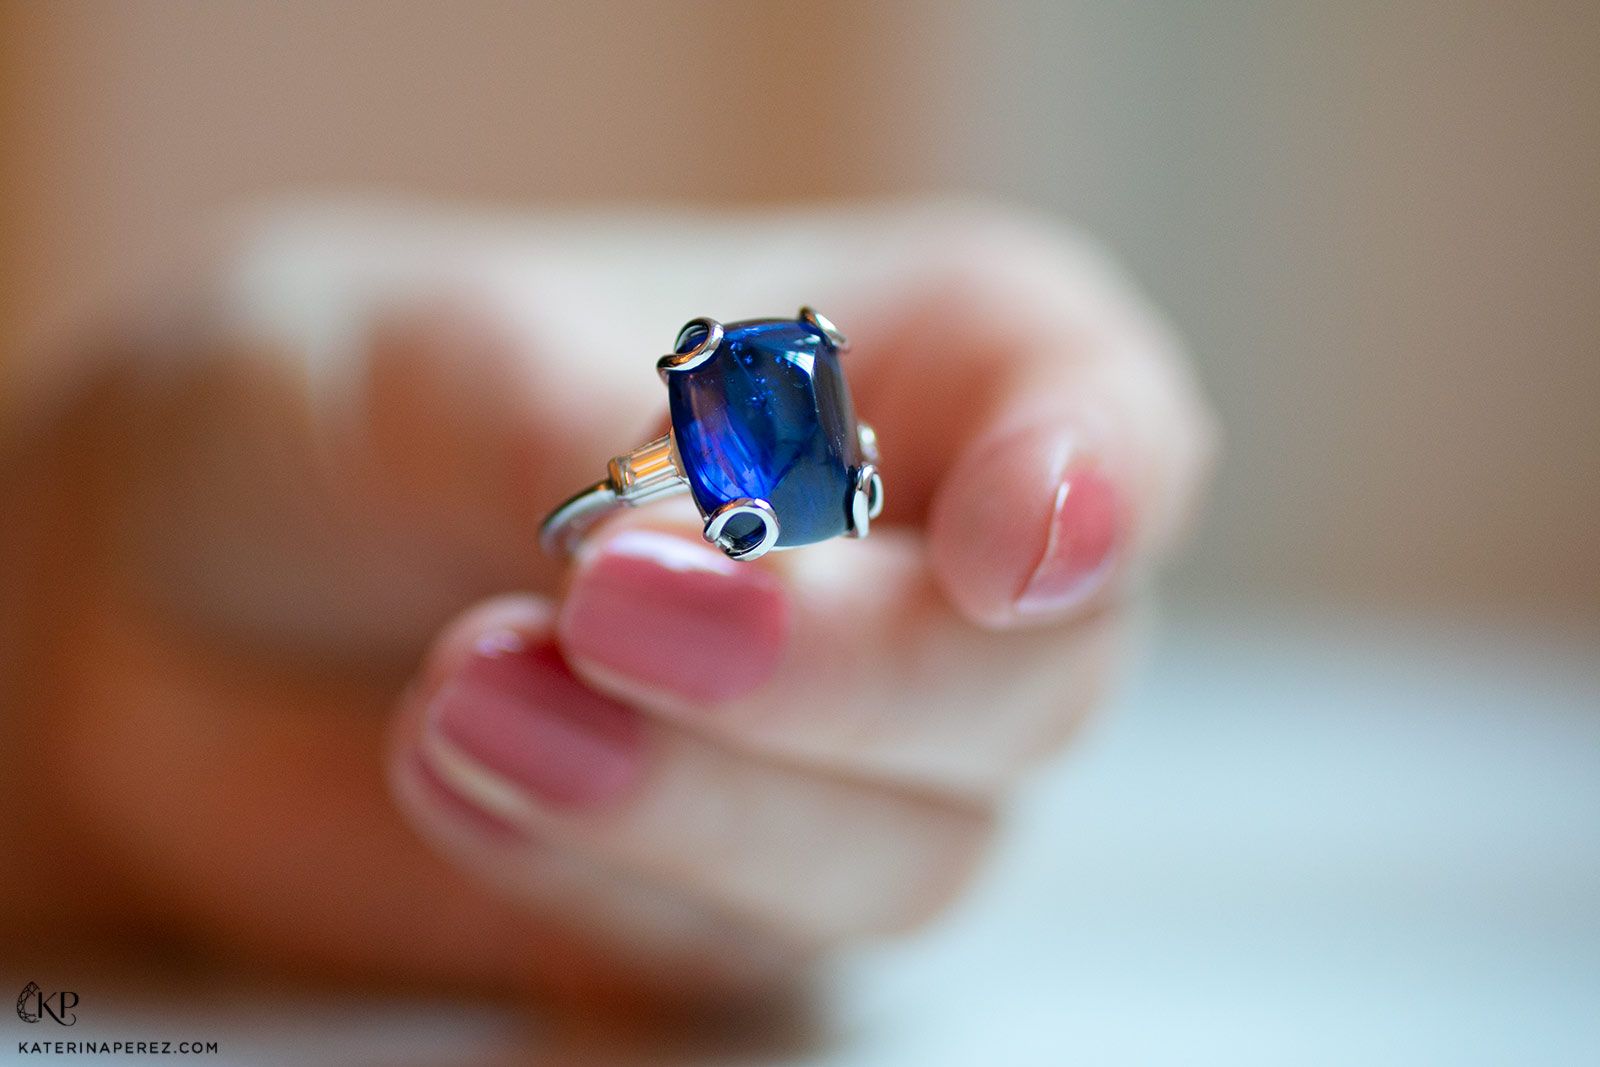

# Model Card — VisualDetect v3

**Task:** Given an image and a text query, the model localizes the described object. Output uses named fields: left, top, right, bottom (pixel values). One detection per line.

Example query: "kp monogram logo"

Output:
left=15, top=982, right=79, bottom=1026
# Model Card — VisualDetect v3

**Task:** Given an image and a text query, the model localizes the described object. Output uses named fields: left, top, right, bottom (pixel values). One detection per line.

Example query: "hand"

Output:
left=4, top=201, right=1213, bottom=1014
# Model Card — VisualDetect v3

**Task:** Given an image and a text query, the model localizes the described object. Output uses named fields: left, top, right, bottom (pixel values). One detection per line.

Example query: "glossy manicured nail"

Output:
left=559, top=529, right=790, bottom=705
left=405, top=751, right=525, bottom=842
left=1015, top=462, right=1124, bottom=617
left=425, top=631, right=643, bottom=810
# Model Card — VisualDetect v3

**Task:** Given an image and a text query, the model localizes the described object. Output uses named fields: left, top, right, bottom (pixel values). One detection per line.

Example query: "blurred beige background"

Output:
left=3, top=0, right=1597, bottom=612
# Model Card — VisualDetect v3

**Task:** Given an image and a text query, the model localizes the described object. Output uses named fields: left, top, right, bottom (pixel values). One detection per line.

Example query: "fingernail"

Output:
left=1015, top=461, right=1124, bottom=617
left=405, top=751, right=525, bottom=842
left=425, top=631, right=643, bottom=810
left=559, top=529, right=790, bottom=705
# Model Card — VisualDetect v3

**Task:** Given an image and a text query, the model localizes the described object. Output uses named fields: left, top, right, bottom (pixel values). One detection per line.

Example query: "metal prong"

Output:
left=704, top=498, right=781, bottom=560
left=657, top=317, right=724, bottom=378
left=857, top=421, right=880, bottom=464
left=849, top=463, right=882, bottom=537
left=799, top=306, right=849, bottom=352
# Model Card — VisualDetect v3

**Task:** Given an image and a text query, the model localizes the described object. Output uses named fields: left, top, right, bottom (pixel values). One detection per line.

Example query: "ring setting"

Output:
left=540, top=307, right=882, bottom=561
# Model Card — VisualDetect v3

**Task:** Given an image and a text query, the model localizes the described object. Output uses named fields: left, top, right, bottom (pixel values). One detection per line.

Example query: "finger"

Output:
left=834, top=209, right=1217, bottom=629
left=390, top=599, right=808, bottom=1005
left=213, top=202, right=1211, bottom=551
left=555, top=503, right=1124, bottom=793
left=190, top=203, right=1211, bottom=643
left=392, top=595, right=992, bottom=947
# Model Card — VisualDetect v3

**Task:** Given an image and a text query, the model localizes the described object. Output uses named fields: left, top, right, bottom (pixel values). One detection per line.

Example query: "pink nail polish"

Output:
left=559, top=529, right=790, bottom=705
left=406, top=751, right=525, bottom=841
left=426, top=632, right=643, bottom=809
left=1015, top=464, right=1123, bottom=617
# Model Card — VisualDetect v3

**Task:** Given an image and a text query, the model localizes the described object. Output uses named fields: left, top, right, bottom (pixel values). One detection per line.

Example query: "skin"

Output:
left=0, top=202, right=1214, bottom=1022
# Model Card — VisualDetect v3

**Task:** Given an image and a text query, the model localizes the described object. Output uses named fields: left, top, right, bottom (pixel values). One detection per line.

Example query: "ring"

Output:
left=539, top=307, right=883, bottom=562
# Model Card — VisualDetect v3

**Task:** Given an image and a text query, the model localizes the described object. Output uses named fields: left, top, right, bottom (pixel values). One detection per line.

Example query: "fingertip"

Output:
left=411, top=593, right=558, bottom=700
left=928, top=417, right=1126, bottom=629
left=392, top=590, right=646, bottom=844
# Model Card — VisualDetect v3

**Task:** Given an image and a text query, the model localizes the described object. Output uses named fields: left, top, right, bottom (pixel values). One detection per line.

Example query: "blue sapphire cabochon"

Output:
left=668, top=317, right=863, bottom=547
